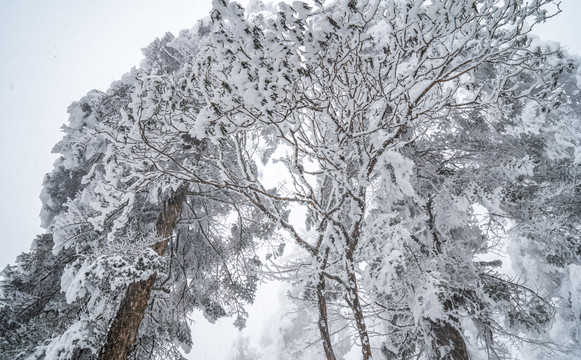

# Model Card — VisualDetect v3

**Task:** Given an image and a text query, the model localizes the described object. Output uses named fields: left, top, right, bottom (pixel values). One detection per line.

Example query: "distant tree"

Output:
left=228, top=336, right=262, bottom=360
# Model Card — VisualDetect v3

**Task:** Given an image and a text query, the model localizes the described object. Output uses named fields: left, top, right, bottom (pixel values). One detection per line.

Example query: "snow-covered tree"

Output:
left=2, top=0, right=580, bottom=359
left=1, top=22, right=274, bottom=360
left=180, top=0, right=577, bottom=358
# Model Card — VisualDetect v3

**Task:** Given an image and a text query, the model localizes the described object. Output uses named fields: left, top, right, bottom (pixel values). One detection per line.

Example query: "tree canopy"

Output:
left=2, top=0, right=581, bottom=359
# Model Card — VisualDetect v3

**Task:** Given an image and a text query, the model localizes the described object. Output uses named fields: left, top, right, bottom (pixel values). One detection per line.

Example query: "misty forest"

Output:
left=1, top=0, right=581, bottom=359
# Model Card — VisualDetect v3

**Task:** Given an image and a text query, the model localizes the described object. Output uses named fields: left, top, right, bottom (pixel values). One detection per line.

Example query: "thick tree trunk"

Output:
left=99, top=190, right=185, bottom=360
left=425, top=198, right=468, bottom=360
left=431, top=320, right=469, bottom=360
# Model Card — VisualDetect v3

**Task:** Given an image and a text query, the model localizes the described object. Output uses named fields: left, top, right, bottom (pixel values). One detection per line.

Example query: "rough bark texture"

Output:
left=317, top=277, right=338, bottom=360
left=431, top=320, right=469, bottom=360
left=98, top=190, right=185, bottom=360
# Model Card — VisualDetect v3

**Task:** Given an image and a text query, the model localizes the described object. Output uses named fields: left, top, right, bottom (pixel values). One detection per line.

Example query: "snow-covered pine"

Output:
left=1, top=20, right=274, bottom=360
left=503, top=55, right=581, bottom=359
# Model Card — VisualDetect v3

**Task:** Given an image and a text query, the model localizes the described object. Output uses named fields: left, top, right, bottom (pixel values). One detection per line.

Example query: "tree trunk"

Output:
left=316, top=248, right=338, bottom=360
left=99, top=190, right=185, bottom=360
left=431, top=320, right=469, bottom=360
left=345, top=249, right=372, bottom=360
left=425, top=198, right=468, bottom=360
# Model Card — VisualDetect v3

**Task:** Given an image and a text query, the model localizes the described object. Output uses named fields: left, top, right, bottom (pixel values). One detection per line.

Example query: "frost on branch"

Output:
left=1, top=0, right=581, bottom=359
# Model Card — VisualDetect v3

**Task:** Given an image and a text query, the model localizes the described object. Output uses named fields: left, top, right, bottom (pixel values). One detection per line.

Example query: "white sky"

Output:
left=0, top=0, right=580, bottom=359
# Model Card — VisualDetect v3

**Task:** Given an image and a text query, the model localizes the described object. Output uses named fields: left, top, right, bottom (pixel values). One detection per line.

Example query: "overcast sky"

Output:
left=0, top=0, right=580, bottom=358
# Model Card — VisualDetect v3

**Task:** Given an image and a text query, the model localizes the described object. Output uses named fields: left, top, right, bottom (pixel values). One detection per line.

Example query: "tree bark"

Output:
left=317, top=276, right=338, bottom=360
left=316, top=248, right=338, bottom=360
left=425, top=197, right=468, bottom=360
left=99, top=190, right=185, bottom=360
left=431, top=320, right=469, bottom=360
left=345, top=249, right=372, bottom=360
